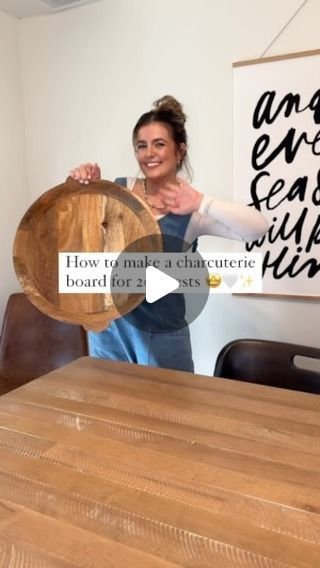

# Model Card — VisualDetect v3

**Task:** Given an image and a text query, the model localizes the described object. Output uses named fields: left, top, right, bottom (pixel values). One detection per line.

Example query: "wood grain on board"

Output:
left=13, top=179, right=161, bottom=331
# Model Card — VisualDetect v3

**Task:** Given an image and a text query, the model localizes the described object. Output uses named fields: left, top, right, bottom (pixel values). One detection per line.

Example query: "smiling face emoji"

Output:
left=207, top=273, right=222, bottom=288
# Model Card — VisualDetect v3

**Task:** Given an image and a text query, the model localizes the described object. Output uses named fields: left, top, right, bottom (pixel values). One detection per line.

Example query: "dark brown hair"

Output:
left=132, top=95, right=191, bottom=176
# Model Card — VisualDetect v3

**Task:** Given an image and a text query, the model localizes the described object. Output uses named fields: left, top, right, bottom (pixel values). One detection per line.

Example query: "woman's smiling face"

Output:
left=134, top=122, right=182, bottom=183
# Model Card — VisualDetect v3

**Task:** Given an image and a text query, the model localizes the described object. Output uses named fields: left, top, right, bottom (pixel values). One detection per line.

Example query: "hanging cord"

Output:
left=259, top=0, right=309, bottom=58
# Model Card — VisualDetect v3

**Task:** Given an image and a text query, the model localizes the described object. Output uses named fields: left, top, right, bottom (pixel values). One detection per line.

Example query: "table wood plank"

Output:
left=0, top=500, right=179, bottom=568
left=0, top=357, right=319, bottom=567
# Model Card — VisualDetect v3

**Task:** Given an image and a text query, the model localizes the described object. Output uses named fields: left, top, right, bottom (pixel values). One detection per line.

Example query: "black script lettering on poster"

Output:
left=247, top=88, right=320, bottom=281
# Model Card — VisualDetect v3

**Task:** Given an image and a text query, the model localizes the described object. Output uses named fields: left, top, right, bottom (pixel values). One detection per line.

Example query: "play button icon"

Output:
left=146, top=266, right=179, bottom=303
left=110, top=234, right=210, bottom=333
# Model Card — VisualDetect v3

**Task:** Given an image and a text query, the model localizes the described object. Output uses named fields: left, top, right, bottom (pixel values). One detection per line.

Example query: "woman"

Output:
left=70, top=95, right=268, bottom=372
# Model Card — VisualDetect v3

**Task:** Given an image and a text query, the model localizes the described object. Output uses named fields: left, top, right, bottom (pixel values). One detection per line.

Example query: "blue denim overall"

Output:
left=88, top=178, right=194, bottom=372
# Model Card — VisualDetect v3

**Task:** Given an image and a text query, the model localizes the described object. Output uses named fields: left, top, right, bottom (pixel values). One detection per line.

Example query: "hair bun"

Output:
left=153, top=95, right=186, bottom=123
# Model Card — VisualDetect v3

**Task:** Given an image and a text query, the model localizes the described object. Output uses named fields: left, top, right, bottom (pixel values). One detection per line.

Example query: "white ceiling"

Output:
left=0, top=0, right=102, bottom=19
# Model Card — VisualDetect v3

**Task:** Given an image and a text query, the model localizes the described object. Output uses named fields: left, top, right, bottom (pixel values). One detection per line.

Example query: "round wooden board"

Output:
left=13, top=179, right=162, bottom=330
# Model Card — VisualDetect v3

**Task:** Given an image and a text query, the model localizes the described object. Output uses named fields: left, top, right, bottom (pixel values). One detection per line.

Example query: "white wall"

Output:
left=0, top=11, right=29, bottom=322
left=1, top=0, right=319, bottom=373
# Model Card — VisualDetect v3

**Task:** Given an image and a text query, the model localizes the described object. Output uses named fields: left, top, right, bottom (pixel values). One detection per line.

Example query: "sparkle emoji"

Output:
left=207, top=273, right=222, bottom=288
left=241, top=274, right=254, bottom=288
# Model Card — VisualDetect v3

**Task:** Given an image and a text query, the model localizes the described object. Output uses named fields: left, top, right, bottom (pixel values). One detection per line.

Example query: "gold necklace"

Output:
left=143, top=179, right=167, bottom=211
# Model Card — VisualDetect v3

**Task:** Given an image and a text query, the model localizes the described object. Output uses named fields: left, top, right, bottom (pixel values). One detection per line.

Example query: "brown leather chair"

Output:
left=0, top=293, right=88, bottom=395
left=214, top=339, right=320, bottom=394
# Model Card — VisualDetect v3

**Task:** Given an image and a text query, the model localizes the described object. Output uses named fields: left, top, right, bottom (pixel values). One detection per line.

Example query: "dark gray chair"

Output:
left=214, top=339, right=320, bottom=394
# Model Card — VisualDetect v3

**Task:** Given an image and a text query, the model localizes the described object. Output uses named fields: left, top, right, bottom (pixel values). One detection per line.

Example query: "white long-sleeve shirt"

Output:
left=127, top=177, right=269, bottom=244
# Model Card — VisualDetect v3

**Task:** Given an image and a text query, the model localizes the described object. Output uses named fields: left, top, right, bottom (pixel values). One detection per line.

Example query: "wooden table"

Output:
left=0, top=357, right=319, bottom=567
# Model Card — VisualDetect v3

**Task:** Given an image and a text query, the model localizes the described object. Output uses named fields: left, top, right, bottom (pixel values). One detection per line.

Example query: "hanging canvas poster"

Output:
left=233, top=49, right=320, bottom=298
